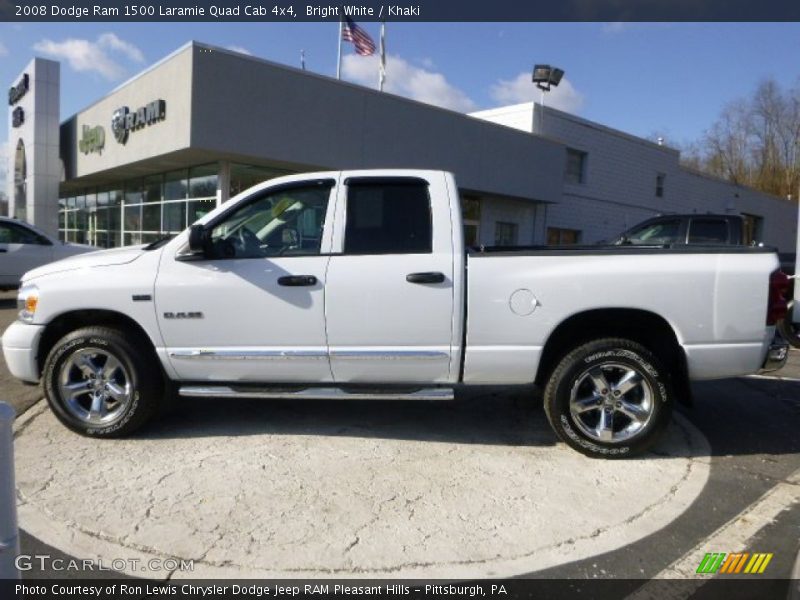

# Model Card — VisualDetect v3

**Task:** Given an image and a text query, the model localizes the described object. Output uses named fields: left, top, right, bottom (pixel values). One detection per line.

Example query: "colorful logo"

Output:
left=696, top=552, right=773, bottom=574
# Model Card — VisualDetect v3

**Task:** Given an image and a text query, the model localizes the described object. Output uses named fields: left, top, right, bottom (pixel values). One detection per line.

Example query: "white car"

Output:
left=0, top=217, right=93, bottom=290
left=1, top=170, right=791, bottom=458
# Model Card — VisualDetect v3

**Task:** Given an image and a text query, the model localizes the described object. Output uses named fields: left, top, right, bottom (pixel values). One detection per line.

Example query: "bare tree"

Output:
left=684, top=78, right=800, bottom=202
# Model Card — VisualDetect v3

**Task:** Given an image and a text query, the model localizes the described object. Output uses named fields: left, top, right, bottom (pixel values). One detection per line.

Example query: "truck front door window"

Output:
left=209, top=186, right=331, bottom=258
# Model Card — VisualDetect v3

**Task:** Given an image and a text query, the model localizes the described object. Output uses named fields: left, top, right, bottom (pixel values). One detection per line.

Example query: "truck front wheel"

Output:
left=43, top=326, right=162, bottom=437
left=543, top=338, right=672, bottom=458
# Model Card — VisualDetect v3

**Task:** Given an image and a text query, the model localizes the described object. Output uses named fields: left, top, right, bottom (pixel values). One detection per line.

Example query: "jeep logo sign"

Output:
left=111, top=99, right=166, bottom=144
left=78, top=125, right=105, bottom=154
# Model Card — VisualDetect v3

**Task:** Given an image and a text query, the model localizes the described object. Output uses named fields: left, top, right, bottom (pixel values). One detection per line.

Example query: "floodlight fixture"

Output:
left=532, top=64, right=565, bottom=92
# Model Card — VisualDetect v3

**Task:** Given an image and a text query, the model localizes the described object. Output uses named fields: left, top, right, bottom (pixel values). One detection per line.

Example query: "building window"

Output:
left=547, top=227, right=581, bottom=245
left=461, top=196, right=481, bottom=246
left=494, top=221, right=519, bottom=246
left=565, top=148, right=587, bottom=184
left=656, top=173, right=666, bottom=197
left=741, top=213, right=763, bottom=245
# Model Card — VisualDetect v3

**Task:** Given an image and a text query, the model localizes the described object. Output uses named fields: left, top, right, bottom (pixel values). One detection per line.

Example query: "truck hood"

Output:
left=23, top=245, right=148, bottom=282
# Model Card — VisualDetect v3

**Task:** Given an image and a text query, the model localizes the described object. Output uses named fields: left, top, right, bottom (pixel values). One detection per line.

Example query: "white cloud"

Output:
left=0, top=41, right=8, bottom=57
left=227, top=45, right=252, bottom=56
left=33, top=33, right=144, bottom=81
left=342, top=53, right=477, bottom=113
left=490, top=72, right=584, bottom=114
left=97, top=33, right=144, bottom=63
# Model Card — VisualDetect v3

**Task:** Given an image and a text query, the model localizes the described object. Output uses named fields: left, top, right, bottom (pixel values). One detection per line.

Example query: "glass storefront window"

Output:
left=188, top=199, right=216, bottom=225
left=229, top=163, right=290, bottom=197
left=108, top=188, right=122, bottom=206
left=59, top=164, right=295, bottom=248
left=189, top=164, right=217, bottom=198
left=163, top=201, right=186, bottom=233
left=124, top=180, right=143, bottom=205
left=164, top=170, right=187, bottom=201
left=144, top=174, right=163, bottom=203
left=142, top=204, right=161, bottom=232
left=124, top=205, right=141, bottom=233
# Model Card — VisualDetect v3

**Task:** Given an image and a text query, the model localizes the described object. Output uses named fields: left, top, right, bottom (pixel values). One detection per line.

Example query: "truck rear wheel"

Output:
left=543, top=338, right=672, bottom=458
left=43, top=326, right=162, bottom=437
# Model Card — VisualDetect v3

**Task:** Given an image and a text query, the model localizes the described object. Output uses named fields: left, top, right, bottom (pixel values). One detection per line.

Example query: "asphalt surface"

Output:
left=1, top=290, right=798, bottom=585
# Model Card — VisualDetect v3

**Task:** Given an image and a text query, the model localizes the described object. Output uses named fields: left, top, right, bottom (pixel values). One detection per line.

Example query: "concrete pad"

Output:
left=14, top=396, right=710, bottom=579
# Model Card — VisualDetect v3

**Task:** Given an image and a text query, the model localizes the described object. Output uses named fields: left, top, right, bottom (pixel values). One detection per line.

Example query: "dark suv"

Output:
left=610, top=214, right=749, bottom=246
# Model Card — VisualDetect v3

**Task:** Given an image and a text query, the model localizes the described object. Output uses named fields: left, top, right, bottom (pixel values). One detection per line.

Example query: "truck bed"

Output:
left=469, top=244, right=779, bottom=256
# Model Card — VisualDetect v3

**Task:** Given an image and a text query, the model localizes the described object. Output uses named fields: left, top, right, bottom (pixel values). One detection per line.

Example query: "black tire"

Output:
left=543, top=338, right=673, bottom=459
left=42, top=326, right=163, bottom=437
left=777, top=302, right=800, bottom=349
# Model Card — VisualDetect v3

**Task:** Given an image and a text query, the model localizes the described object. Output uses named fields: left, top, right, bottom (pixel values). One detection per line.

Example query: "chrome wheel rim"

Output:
left=569, top=362, right=655, bottom=444
left=58, top=347, right=132, bottom=426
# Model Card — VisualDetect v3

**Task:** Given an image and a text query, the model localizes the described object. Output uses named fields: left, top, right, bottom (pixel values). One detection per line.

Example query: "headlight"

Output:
left=17, top=284, right=39, bottom=323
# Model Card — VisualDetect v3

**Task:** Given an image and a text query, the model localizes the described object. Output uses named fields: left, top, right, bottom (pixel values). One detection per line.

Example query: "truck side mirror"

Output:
left=188, top=224, right=208, bottom=255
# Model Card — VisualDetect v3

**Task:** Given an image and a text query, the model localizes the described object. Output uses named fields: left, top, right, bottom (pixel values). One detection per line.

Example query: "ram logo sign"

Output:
left=696, top=552, right=773, bottom=574
left=111, top=99, right=166, bottom=144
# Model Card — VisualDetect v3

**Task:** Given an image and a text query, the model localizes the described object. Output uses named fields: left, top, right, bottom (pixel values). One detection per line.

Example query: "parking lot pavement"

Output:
left=1, top=291, right=798, bottom=581
left=13, top=391, right=710, bottom=579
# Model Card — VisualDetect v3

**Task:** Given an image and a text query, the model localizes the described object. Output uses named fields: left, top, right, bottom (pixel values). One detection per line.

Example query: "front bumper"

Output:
left=1, top=321, right=45, bottom=383
left=759, top=331, right=790, bottom=373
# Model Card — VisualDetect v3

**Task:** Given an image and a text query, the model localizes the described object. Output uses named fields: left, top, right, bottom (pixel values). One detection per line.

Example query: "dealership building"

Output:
left=6, top=41, right=798, bottom=251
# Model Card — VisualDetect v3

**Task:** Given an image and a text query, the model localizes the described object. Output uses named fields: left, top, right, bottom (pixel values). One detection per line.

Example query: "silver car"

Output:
left=0, top=217, right=93, bottom=290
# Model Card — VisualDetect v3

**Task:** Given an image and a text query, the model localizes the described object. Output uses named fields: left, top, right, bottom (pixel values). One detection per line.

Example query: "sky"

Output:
left=2, top=21, right=800, bottom=192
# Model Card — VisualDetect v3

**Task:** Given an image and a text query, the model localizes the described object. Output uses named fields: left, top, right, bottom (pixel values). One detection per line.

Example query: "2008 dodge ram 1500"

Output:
left=3, top=170, right=791, bottom=458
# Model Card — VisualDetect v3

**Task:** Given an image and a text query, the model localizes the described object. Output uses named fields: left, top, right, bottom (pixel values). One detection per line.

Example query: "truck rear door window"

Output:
left=344, top=182, right=432, bottom=254
left=688, top=219, right=728, bottom=244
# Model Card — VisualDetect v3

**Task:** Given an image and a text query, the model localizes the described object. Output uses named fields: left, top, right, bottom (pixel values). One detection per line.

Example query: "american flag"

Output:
left=342, top=16, right=376, bottom=56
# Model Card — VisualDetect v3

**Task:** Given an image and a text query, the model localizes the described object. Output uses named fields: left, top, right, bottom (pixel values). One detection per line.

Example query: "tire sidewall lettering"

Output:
left=545, top=338, right=674, bottom=458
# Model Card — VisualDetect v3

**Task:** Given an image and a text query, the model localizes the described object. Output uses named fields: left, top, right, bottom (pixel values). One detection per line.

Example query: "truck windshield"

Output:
left=622, top=219, right=681, bottom=245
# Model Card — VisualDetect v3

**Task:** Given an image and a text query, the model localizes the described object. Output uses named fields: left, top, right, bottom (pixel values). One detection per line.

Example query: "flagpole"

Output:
left=379, top=20, right=386, bottom=91
left=336, top=12, right=343, bottom=79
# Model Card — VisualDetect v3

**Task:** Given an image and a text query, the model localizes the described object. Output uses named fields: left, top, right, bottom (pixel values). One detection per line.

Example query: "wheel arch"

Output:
left=37, top=309, right=160, bottom=377
left=535, top=308, right=692, bottom=405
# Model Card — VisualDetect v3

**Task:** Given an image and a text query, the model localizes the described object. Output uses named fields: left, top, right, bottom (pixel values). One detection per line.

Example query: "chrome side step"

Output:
left=178, top=386, right=455, bottom=401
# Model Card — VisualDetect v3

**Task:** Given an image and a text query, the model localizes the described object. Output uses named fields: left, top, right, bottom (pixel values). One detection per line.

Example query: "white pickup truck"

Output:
left=2, top=170, right=791, bottom=458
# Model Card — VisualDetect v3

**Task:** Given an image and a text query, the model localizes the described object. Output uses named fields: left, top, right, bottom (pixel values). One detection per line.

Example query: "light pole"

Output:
left=532, top=64, right=564, bottom=134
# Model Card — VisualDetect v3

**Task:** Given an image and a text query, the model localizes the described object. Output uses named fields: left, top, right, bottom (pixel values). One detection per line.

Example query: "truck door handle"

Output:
left=277, top=275, right=317, bottom=286
left=0, top=249, right=6, bottom=253
left=406, top=272, right=445, bottom=284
